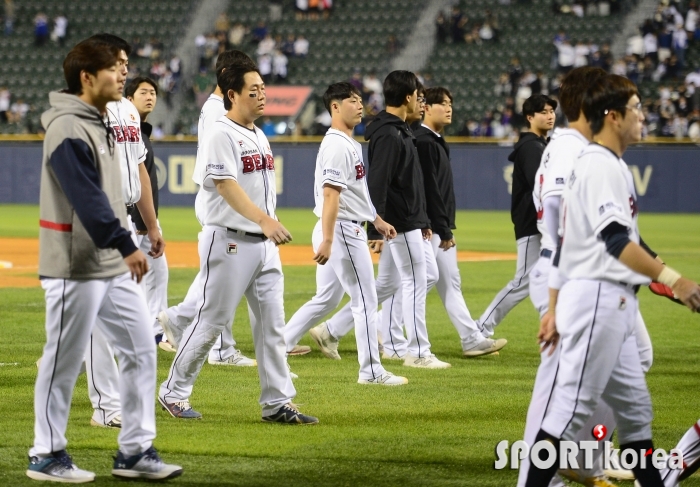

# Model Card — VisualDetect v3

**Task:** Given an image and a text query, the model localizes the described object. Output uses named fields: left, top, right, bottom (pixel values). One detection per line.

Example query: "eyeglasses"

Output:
left=604, top=102, right=643, bottom=115
left=417, top=97, right=426, bottom=103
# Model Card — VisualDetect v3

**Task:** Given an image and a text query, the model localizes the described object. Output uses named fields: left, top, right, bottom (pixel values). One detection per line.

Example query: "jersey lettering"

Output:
left=112, top=126, right=125, bottom=143
left=242, top=155, right=255, bottom=173
left=266, top=154, right=275, bottom=170
left=629, top=195, right=638, bottom=217
left=355, top=163, right=366, bottom=180
left=111, top=125, right=141, bottom=143
left=127, top=125, right=140, bottom=142
left=241, top=153, right=274, bottom=174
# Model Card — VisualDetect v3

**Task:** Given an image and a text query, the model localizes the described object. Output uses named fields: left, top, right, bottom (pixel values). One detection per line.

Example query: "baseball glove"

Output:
left=648, top=281, right=683, bottom=305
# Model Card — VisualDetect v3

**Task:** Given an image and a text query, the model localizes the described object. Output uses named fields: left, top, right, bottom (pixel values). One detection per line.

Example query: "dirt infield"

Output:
left=0, top=237, right=516, bottom=288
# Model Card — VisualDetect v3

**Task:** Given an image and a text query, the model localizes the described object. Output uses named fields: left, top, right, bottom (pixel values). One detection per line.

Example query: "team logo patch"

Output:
left=238, top=140, right=245, bottom=148
left=227, top=243, right=237, bottom=254
left=619, top=296, right=627, bottom=310
left=355, top=163, right=366, bottom=180
left=130, top=113, right=136, bottom=121
left=355, top=228, right=360, bottom=237
left=555, top=177, right=564, bottom=184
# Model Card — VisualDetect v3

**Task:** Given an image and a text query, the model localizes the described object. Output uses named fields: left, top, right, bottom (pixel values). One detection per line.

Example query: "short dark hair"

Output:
left=323, top=82, right=362, bottom=114
left=383, top=70, right=418, bottom=107
left=215, top=49, right=256, bottom=81
left=218, top=63, right=262, bottom=110
left=416, top=80, right=425, bottom=97
left=522, top=94, right=558, bottom=128
left=88, top=33, right=132, bottom=56
left=63, top=38, right=121, bottom=95
left=425, top=87, right=452, bottom=106
left=125, top=76, right=158, bottom=98
left=583, top=74, right=639, bottom=135
left=559, top=67, right=608, bottom=122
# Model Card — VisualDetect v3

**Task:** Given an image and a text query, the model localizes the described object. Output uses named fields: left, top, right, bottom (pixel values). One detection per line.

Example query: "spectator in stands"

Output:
left=666, top=54, right=681, bottom=78
left=158, top=70, right=176, bottom=108
left=386, top=34, right=400, bottom=54
left=258, top=53, right=273, bottom=83
left=436, top=11, right=449, bottom=44
left=7, top=98, right=28, bottom=124
left=673, top=22, right=687, bottom=68
left=150, top=59, right=166, bottom=80
left=644, top=29, right=658, bottom=64
left=269, top=0, right=283, bottom=22
left=4, top=0, right=14, bottom=36
left=556, top=38, right=575, bottom=73
left=282, top=34, right=295, bottom=56
left=261, top=117, right=276, bottom=136
left=479, top=21, right=495, bottom=42
left=494, top=72, right=512, bottom=97
left=349, top=69, right=363, bottom=92
left=451, top=6, right=467, bottom=43
left=257, top=33, right=275, bottom=56
left=215, top=12, right=230, bottom=35
left=272, top=49, right=288, bottom=83
left=686, top=2, right=699, bottom=39
left=169, top=55, right=181, bottom=79
left=193, top=68, right=213, bottom=109
left=252, top=20, right=269, bottom=43
left=574, top=40, right=590, bottom=67
left=34, top=12, right=49, bottom=46
left=296, top=0, right=309, bottom=20
left=658, top=25, right=673, bottom=62
left=294, top=34, right=309, bottom=57
left=362, top=71, right=383, bottom=100
left=137, top=37, right=154, bottom=59
left=51, top=14, right=67, bottom=47
left=322, top=0, right=333, bottom=20
left=0, top=86, right=9, bottom=122
left=229, top=22, right=247, bottom=46
left=308, top=0, right=320, bottom=21
left=508, top=56, right=523, bottom=95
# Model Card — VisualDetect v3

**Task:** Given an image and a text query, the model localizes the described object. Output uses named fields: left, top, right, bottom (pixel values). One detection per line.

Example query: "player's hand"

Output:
left=538, top=311, right=559, bottom=356
left=439, top=238, right=456, bottom=251
left=374, top=218, right=397, bottom=240
left=368, top=240, right=384, bottom=253
left=147, top=229, right=165, bottom=258
left=422, top=228, right=432, bottom=240
left=261, top=217, right=292, bottom=245
left=124, top=250, right=149, bottom=284
left=313, top=241, right=332, bottom=265
left=671, top=277, right=700, bottom=312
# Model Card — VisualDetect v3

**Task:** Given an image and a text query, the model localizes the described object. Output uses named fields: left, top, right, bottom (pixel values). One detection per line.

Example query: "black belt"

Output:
left=540, top=249, right=553, bottom=258
left=226, top=227, right=267, bottom=240
left=125, top=204, right=135, bottom=215
left=619, top=282, right=641, bottom=294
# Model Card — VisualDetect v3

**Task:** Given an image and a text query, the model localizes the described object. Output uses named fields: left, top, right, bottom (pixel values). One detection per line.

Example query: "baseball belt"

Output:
left=226, top=227, right=267, bottom=241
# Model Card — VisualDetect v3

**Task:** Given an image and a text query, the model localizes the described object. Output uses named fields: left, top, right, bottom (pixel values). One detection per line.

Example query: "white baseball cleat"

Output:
left=157, top=311, right=180, bottom=349
left=604, top=467, right=634, bottom=481
left=309, top=321, right=341, bottom=360
left=208, top=350, right=257, bottom=367
left=90, top=414, right=122, bottom=429
left=287, top=362, right=298, bottom=379
left=158, top=338, right=177, bottom=353
left=403, top=354, right=451, bottom=369
left=381, top=350, right=405, bottom=360
left=287, top=345, right=312, bottom=356
left=463, top=338, right=507, bottom=357
left=358, top=371, right=408, bottom=386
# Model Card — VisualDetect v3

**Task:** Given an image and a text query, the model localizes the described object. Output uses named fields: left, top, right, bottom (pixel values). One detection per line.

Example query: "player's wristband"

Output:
left=657, top=266, right=681, bottom=288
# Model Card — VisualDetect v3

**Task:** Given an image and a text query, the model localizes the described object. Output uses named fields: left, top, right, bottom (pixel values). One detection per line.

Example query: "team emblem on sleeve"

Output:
left=355, top=164, right=366, bottom=180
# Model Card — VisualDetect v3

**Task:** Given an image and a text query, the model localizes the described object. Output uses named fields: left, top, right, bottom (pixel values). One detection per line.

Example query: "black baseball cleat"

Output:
left=262, top=403, right=319, bottom=425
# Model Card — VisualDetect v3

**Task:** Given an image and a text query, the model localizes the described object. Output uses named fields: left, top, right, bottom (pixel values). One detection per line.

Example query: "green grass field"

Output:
left=1, top=204, right=699, bottom=486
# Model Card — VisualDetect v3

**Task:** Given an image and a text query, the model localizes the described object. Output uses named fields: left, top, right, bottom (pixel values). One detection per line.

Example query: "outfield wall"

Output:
left=1, top=142, right=698, bottom=212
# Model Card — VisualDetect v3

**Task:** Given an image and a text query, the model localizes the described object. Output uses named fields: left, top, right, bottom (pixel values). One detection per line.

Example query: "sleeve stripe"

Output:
left=592, top=213, right=632, bottom=237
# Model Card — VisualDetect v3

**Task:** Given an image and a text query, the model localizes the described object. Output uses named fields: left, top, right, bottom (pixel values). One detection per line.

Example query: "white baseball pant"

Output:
left=31, top=274, right=157, bottom=458
left=429, top=234, right=483, bottom=349
left=85, top=326, right=121, bottom=426
left=327, top=229, right=433, bottom=358
left=541, top=280, right=653, bottom=445
left=479, top=234, right=541, bottom=336
left=160, top=226, right=295, bottom=415
left=136, top=220, right=169, bottom=335
left=162, top=235, right=246, bottom=362
left=661, top=420, right=700, bottom=486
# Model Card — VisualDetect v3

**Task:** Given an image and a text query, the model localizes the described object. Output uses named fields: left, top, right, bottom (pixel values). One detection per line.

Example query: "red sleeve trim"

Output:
left=40, top=219, right=73, bottom=232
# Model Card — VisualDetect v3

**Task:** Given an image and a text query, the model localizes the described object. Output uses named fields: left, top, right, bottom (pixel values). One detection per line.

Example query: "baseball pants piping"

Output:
left=160, top=226, right=295, bottom=415
left=85, top=326, right=121, bottom=425
left=31, top=273, right=156, bottom=458
left=136, top=221, right=169, bottom=336
left=479, top=234, right=541, bottom=336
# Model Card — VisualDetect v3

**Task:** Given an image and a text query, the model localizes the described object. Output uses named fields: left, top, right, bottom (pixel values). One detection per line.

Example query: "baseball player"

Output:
left=476, top=94, right=556, bottom=339
left=518, top=66, right=624, bottom=487
left=125, top=75, right=174, bottom=352
left=84, top=34, right=164, bottom=431
left=28, top=36, right=180, bottom=482
left=158, top=63, right=317, bottom=423
left=312, top=71, right=450, bottom=369
left=660, top=420, right=700, bottom=485
left=415, top=87, right=507, bottom=356
left=525, top=74, right=700, bottom=487
left=285, top=82, right=407, bottom=385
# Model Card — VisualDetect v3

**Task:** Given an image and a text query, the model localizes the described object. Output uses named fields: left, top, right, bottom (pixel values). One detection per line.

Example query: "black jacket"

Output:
left=365, top=110, right=430, bottom=239
left=413, top=125, right=454, bottom=241
left=131, top=121, right=158, bottom=232
left=509, top=131, right=547, bottom=239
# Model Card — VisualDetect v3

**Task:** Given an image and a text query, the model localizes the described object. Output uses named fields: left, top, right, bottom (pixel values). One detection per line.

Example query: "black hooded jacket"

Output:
left=413, top=124, right=454, bottom=241
left=365, top=110, right=430, bottom=239
left=508, top=131, right=547, bottom=239
left=131, top=121, right=158, bottom=232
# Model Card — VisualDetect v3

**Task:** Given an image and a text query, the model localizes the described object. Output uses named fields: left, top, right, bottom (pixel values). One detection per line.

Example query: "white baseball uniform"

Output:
left=84, top=98, right=149, bottom=425
left=159, top=117, right=294, bottom=415
left=163, top=93, right=244, bottom=362
left=540, top=144, right=653, bottom=450
left=519, top=130, right=653, bottom=485
left=661, top=420, right=700, bottom=486
left=284, top=129, right=386, bottom=379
